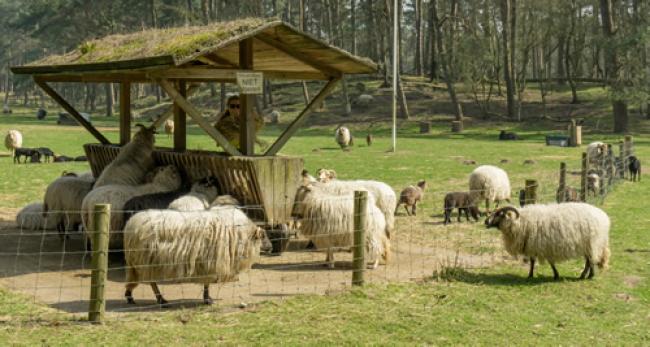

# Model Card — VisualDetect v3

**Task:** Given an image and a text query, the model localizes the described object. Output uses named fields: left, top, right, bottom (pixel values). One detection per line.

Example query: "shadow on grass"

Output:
left=433, top=267, right=585, bottom=286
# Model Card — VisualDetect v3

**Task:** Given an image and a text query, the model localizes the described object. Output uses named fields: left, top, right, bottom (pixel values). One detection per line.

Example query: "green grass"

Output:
left=0, top=82, right=649, bottom=344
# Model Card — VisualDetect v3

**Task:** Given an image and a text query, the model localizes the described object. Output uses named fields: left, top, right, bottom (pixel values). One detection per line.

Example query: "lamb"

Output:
left=54, top=155, right=74, bottom=162
left=316, top=168, right=337, bottom=183
left=123, top=201, right=269, bottom=306
left=16, top=202, right=59, bottom=231
left=292, top=184, right=390, bottom=269
left=168, top=177, right=220, bottom=211
left=628, top=155, right=641, bottom=182
left=469, top=165, right=511, bottom=213
left=4, top=130, right=22, bottom=156
left=93, top=124, right=156, bottom=188
left=396, top=180, right=427, bottom=216
left=164, top=119, right=174, bottom=139
left=82, top=165, right=182, bottom=249
left=485, top=204, right=610, bottom=280
left=586, top=141, right=608, bottom=167
left=443, top=192, right=481, bottom=225
left=13, top=148, right=39, bottom=164
left=498, top=130, right=518, bottom=140
left=36, top=147, right=55, bottom=163
left=587, top=173, right=600, bottom=197
left=43, top=171, right=96, bottom=240
left=335, top=126, right=353, bottom=149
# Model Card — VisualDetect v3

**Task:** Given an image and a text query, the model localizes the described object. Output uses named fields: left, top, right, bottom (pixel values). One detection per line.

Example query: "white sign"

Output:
left=236, top=72, right=264, bottom=94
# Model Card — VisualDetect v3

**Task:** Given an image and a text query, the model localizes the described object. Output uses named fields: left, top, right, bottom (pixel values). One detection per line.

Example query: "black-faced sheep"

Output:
left=93, top=124, right=156, bottom=188
left=485, top=204, right=610, bottom=280
left=443, top=192, right=480, bottom=225
left=396, top=180, right=427, bottom=216
left=628, top=156, right=641, bottom=182
left=469, top=165, right=511, bottom=213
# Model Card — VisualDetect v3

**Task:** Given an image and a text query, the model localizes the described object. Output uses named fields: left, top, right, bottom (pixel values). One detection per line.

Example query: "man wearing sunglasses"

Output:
left=213, top=95, right=265, bottom=149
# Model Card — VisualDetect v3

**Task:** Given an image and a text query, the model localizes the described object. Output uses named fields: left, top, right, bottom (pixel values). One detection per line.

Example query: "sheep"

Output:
left=316, top=168, right=337, bottom=183
left=4, top=130, right=22, bottom=156
left=122, top=202, right=269, bottom=306
left=122, top=187, right=191, bottom=225
left=469, top=165, right=511, bottom=213
left=292, top=184, right=390, bottom=269
left=43, top=171, right=96, bottom=240
left=93, top=124, right=156, bottom=188
left=353, top=94, right=374, bottom=107
left=366, top=133, right=373, bottom=146
left=628, top=156, right=641, bottom=182
left=54, top=155, right=74, bottom=162
left=16, top=202, right=59, bottom=231
left=269, top=110, right=281, bottom=124
left=74, top=156, right=87, bottom=162
left=168, top=177, right=220, bottom=211
left=443, top=192, right=481, bottom=224
left=335, top=126, right=353, bottom=149
left=301, top=169, right=318, bottom=185
left=587, top=173, right=600, bottom=197
left=36, top=108, right=47, bottom=120
left=164, top=119, right=174, bottom=139
left=485, top=204, right=610, bottom=280
left=556, top=186, right=579, bottom=203
left=36, top=147, right=55, bottom=163
left=307, top=173, right=397, bottom=238
left=82, top=165, right=182, bottom=249
left=586, top=141, right=608, bottom=168
left=498, top=130, right=518, bottom=140
left=2, top=105, right=12, bottom=114
left=396, top=180, right=427, bottom=216
left=13, top=148, right=39, bottom=164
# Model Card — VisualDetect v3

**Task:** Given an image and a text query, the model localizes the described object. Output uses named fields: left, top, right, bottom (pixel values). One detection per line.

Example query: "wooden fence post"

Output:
left=618, top=142, right=625, bottom=179
left=607, top=144, right=614, bottom=188
left=581, top=152, right=587, bottom=202
left=558, top=163, right=566, bottom=203
left=524, top=179, right=538, bottom=205
left=89, top=204, right=110, bottom=323
left=352, top=191, right=367, bottom=286
left=624, top=135, right=633, bottom=180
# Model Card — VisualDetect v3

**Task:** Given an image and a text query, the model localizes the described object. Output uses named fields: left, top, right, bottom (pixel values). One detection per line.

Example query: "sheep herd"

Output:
left=5, top=129, right=86, bottom=163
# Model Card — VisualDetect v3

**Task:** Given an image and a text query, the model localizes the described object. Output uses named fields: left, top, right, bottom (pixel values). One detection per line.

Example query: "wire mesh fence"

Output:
left=0, top=138, right=637, bottom=322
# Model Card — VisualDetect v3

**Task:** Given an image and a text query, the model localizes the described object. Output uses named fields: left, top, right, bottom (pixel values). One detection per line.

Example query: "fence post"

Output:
left=607, top=144, right=614, bottom=188
left=89, top=204, right=110, bottom=323
left=524, top=179, right=538, bottom=205
left=352, top=191, right=367, bottom=286
left=624, top=135, right=633, bottom=180
left=618, top=142, right=625, bottom=179
left=581, top=152, right=587, bottom=202
left=558, top=163, right=566, bottom=202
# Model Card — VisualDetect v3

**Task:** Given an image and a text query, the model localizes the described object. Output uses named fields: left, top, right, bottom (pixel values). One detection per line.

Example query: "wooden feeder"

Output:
left=12, top=19, right=378, bottom=248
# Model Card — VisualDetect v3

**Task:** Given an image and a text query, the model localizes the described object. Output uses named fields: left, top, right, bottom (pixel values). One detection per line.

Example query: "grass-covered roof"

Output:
left=12, top=18, right=377, bottom=78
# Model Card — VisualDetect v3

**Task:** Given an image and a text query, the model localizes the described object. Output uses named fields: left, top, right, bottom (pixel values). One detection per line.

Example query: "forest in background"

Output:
left=0, top=0, right=648, bottom=133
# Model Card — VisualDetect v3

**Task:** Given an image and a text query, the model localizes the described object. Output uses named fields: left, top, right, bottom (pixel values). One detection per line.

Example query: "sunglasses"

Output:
left=229, top=104, right=240, bottom=109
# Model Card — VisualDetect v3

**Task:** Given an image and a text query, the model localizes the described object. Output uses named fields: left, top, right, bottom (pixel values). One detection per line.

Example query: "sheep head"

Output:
left=292, top=185, right=312, bottom=218
left=416, top=180, right=427, bottom=190
left=150, top=165, right=182, bottom=190
left=316, top=168, right=336, bottom=183
left=252, top=227, right=273, bottom=253
left=192, top=176, right=220, bottom=199
left=301, top=169, right=317, bottom=185
left=485, top=206, right=520, bottom=229
left=133, top=123, right=157, bottom=145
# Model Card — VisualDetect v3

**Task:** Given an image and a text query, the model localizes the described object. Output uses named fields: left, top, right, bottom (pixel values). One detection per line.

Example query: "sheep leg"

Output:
left=443, top=209, right=451, bottom=225
left=367, top=257, right=379, bottom=270
left=457, top=208, right=462, bottom=222
left=579, top=257, right=591, bottom=279
left=125, top=283, right=138, bottom=304
left=56, top=222, right=65, bottom=242
left=403, top=205, right=411, bottom=216
left=203, top=284, right=213, bottom=305
left=326, top=248, right=335, bottom=269
left=485, top=200, right=490, bottom=214
left=411, top=204, right=417, bottom=216
left=528, top=258, right=536, bottom=279
left=587, top=261, right=595, bottom=279
left=550, top=262, right=560, bottom=280
left=150, top=283, right=169, bottom=306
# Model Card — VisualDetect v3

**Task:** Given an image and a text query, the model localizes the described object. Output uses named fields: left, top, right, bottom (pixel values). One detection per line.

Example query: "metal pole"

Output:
left=391, top=0, right=398, bottom=152
left=352, top=191, right=368, bottom=286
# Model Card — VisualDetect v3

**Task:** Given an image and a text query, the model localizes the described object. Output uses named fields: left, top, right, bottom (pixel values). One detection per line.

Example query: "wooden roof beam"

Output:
left=254, top=34, right=342, bottom=78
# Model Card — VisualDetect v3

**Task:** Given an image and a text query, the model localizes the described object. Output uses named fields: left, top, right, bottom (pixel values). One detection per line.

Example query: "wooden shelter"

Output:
left=11, top=18, right=377, bottom=232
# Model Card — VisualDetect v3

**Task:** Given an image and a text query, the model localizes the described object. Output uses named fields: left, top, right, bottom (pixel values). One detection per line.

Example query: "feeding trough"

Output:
left=12, top=19, right=378, bottom=253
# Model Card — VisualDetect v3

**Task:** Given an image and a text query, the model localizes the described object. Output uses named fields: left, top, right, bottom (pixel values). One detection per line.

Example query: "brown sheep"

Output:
left=443, top=192, right=481, bottom=225
left=395, top=180, right=427, bottom=216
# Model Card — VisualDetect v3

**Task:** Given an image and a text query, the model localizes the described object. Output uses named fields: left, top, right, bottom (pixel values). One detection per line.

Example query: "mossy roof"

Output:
left=12, top=18, right=377, bottom=77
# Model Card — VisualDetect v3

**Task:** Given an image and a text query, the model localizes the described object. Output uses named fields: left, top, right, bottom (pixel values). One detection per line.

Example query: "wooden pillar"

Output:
left=352, top=191, right=367, bottom=286
left=89, top=204, right=109, bottom=323
left=558, top=162, right=567, bottom=202
left=581, top=152, right=587, bottom=202
left=524, top=179, right=538, bottom=205
left=607, top=144, right=614, bottom=187
left=239, top=38, right=255, bottom=156
left=173, top=80, right=187, bottom=151
left=119, top=82, right=131, bottom=145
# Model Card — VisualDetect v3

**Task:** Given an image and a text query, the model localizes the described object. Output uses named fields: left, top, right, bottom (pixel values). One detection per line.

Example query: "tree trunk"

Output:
left=500, top=0, right=516, bottom=120
left=432, top=0, right=463, bottom=125
left=201, top=0, right=210, bottom=24
left=150, top=0, right=157, bottom=27
left=565, top=0, right=579, bottom=104
left=600, top=0, right=628, bottom=133
left=351, top=0, right=357, bottom=55
left=398, top=0, right=404, bottom=74
left=396, top=77, right=410, bottom=119
left=556, top=34, right=566, bottom=82
left=414, top=0, right=423, bottom=76
left=105, top=83, right=113, bottom=117
left=341, top=76, right=352, bottom=116
left=381, top=0, right=391, bottom=87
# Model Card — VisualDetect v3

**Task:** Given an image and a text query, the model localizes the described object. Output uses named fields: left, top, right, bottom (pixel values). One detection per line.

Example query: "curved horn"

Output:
left=496, top=206, right=520, bottom=218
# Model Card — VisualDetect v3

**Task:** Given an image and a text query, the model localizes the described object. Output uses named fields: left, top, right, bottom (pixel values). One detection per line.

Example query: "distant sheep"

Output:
left=269, top=110, right=280, bottom=124
left=335, top=126, right=353, bottom=149
left=366, top=133, right=373, bottom=146
left=587, top=173, right=600, bottom=197
left=353, top=94, right=374, bottom=107
left=74, top=156, right=87, bottom=162
left=498, top=130, right=518, bottom=140
left=485, top=204, right=610, bottom=280
left=164, top=119, right=174, bottom=139
left=82, top=165, right=182, bottom=249
left=168, top=177, right=220, bottom=211
left=14, top=148, right=40, bottom=164
left=123, top=201, right=268, bottom=305
left=396, top=180, right=427, bottom=216
left=54, top=155, right=74, bottom=162
left=586, top=141, right=608, bottom=167
left=316, top=168, right=337, bottom=183
left=36, top=147, right=55, bottom=163
left=556, top=186, right=579, bottom=203
left=43, top=171, right=95, bottom=239
left=293, top=185, right=390, bottom=269
left=94, top=124, right=156, bottom=188
left=628, top=156, right=641, bottom=182
left=469, top=165, right=511, bottom=212
left=4, top=130, right=22, bottom=154
left=16, top=202, right=58, bottom=231
left=443, top=192, right=480, bottom=224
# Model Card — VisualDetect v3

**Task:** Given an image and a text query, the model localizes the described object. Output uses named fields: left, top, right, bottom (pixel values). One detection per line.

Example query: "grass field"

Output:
left=0, top=82, right=648, bottom=344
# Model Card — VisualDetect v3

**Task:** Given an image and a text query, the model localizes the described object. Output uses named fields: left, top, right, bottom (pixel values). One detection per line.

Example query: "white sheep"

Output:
left=469, top=165, right=511, bottom=212
left=123, top=202, right=268, bottom=305
left=168, top=177, right=220, bottom=211
left=269, top=110, right=280, bottom=124
left=4, top=130, right=22, bottom=155
left=354, top=94, right=374, bottom=107
left=82, top=165, right=182, bottom=249
left=16, top=202, right=58, bottom=231
left=316, top=168, right=337, bottom=183
left=485, top=204, right=610, bottom=280
left=587, top=173, right=600, bottom=197
left=163, top=119, right=174, bottom=139
left=335, top=126, right=353, bottom=149
left=43, top=171, right=96, bottom=239
left=586, top=141, right=608, bottom=168
left=94, top=124, right=156, bottom=188
left=293, top=184, right=390, bottom=269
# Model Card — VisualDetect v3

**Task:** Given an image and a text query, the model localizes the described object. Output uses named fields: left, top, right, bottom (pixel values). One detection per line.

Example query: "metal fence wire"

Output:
left=0, top=139, right=636, bottom=322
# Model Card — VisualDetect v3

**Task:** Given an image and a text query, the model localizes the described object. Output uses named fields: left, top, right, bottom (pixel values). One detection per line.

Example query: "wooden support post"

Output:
left=624, top=135, right=633, bottom=157
left=34, top=78, right=110, bottom=145
left=524, top=179, right=538, bottom=205
left=265, top=77, right=341, bottom=156
left=607, top=144, right=614, bottom=188
left=619, top=142, right=626, bottom=179
left=89, top=204, right=109, bottom=323
left=581, top=152, right=587, bottom=202
left=173, top=80, right=187, bottom=151
left=119, top=82, right=131, bottom=145
left=352, top=190, right=367, bottom=286
left=558, top=163, right=567, bottom=203
left=239, top=38, right=256, bottom=155
left=220, top=82, right=226, bottom=112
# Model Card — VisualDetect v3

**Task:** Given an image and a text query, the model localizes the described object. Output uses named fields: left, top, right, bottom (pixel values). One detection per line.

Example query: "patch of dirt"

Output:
left=623, top=275, right=643, bottom=288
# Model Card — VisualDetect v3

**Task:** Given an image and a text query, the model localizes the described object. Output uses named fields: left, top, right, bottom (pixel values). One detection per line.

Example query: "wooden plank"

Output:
left=157, top=78, right=242, bottom=156
left=239, top=38, right=256, bottom=156
left=30, top=73, right=151, bottom=83
left=255, top=35, right=341, bottom=77
left=203, top=53, right=239, bottom=67
left=119, top=81, right=131, bottom=145
left=34, top=78, right=111, bottom=145
left=12, top=55, right=175, bottom=75
left=173, top=80, right=187, bottom=151
left=265, top=77, right=340, bottom=155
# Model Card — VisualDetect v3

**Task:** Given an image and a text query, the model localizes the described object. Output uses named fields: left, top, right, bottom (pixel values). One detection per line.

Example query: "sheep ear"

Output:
left=329, top=169, right=337, bottom=178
